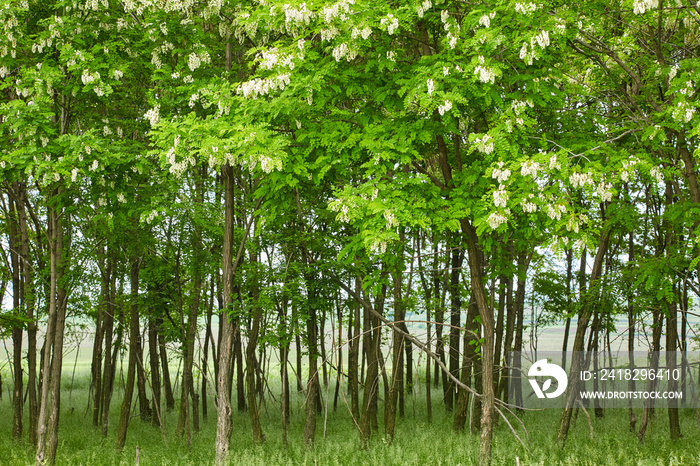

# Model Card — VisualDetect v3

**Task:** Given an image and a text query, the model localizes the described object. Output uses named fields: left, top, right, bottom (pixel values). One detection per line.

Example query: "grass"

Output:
left=1, top=366, right=700, bottom=465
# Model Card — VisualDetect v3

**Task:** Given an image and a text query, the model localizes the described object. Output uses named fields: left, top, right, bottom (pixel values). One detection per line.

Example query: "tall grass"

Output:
left=0, top=367, right=698, bottom=465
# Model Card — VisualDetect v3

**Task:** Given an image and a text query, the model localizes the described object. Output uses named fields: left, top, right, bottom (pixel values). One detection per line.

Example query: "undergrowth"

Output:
left=0, top=369, right=698, bottom=465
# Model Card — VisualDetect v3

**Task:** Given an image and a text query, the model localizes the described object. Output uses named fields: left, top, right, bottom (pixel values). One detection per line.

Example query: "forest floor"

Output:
left=0, top=366, right=699, bottom=465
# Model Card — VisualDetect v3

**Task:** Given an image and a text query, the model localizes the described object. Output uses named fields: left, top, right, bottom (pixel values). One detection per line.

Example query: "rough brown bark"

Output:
left=215, top=164, right=236, bottom=464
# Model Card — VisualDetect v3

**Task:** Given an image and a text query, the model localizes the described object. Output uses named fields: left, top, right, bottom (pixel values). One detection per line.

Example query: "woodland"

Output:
left=1, top=0, right=700, bottom=465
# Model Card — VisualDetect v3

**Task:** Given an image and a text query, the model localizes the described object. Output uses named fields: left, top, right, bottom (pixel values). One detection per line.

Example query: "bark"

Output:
left=556, top=222, right=612, bottom=446
left=35, top=197, right=66, bottom=466
left=148, top=312, right=162, bottom=428
left=115, top=255, right=142, bottom=449
left=385, top=265, right=404, bottom=442
left=9, top=192, right=23, bottom=440
left=637, top=308, right=663, bottom=442
left=100, top=258, right=117, bottom=437
left=445, top=245, right=463, bottom=411
left=459, top=219, right=496, bottom=466
left=18, top=183, right=37, bottom=445
left=348, top=276, right=361, bottom=421
left=454, top=297, right=479, bottom=432
left=158, top=323, right=175, bottom=411
left=215, top=164, right=236, bottom=465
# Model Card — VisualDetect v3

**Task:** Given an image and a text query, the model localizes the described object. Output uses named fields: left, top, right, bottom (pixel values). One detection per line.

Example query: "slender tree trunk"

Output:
left=17, top=183, right=38, bottom=445
left=35, top=198, right=66, bottom=466
left=158, top=322, right=175, bottom=411
left=9, top=192, right=23, bottom=440
left=215, top=164, right=236, bottom=464
left=557, top=224, right=612, bottom=446
left=348, top=276, right=361, bottom=421
left=385, top=265, right=404, bottom=442
left=637, top=308, right=663, bottom=442
left=454, top=297, right=479, bottom=432
left=148, top=312, right=162, bottom=428
left=445, top=245, right=463, bottom=411
left=459, top=219, right=496, bottom=466
left=101, top=257, right=116, bottom=437
left=115, top=255, right=141, bottom=449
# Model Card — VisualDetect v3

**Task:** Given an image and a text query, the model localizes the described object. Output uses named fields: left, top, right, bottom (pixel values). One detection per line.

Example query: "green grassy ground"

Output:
left=1, top=366, right=699, bottom=465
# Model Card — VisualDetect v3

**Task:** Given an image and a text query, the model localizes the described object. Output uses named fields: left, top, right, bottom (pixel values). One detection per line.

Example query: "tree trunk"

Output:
left=158, top=323, right=175, bottom=411
left=35, top=197, right=66, bottom=466
left=445, top=245, right=463, bottom=411
left=557, top=224, right=612, bottom=446
left=215, top=164, right=236, bottom=464
left=115, top=254, right=142, bottom=449
left=9, top=191, right=23, bottom=440
left=459, top=219, right=496, bottom=466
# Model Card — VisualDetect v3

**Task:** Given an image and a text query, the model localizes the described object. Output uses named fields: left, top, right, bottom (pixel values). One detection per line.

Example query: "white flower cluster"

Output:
left=321, top=26, right=339, bottom=41
left=520, top=30, right=549, bottom=65
left=167, top=147, right=196, bottom=178
left=549, top=154, right=561, bottom=170
left=669, top=65, right=678, bottom=80
left=384, top=209, right=398, bottom=228
left=672, top=101, right=695, bottom=123
left=475, top=134, right=494, bottom=154
left=511, top=100, right=531, bottom=115
left=446, top=32, right=458, bottom=49
left=650, top=166, right=664, bottom=184
left=81, top=70, right=100, bottom=85
left=520, top=160, right=540, bottom=178
left=329, top=199, right=352, bottom=222
left=370, top=238, right=388, bottom=254
left=438, top=100, right=452, bottom=115
left=474, top=57, right=495, bottom=84
left=417, top=0, right=431, bottom=18
left=427, top=79, right=435, bottom=96
left=515, top=2, right=537, bottom=14
left=679, top=80, right=694, bottom=96
left=188, top=92, right=199, bottom=108
left=566, top=216, right=580, bottom=233
left=351, top=26, right=372, bottom=40
left=569, top=172, right=592, bottom=188
left=142, top=210, right=158, bottom=225
left=144, top=105, right=160, bottom=126
left=620, top=158, right=639, bottom=183
left=547, top=204, right=566, bottom=220
left=493, top=185, right=508, bottom=207
left=237, top=73, right=291, bottom=98
left=492, top=162, right=511, bottom=183
left=522, top=194, right=537, bottom=213
left=284, top=3, right=314, bottom=29
left=259, top=49, right=296, bottom=71
left=188, top=51, right=211, bottom=71
left=595, top=182, right=613, bottom=202
left=381, top=14, right=399, bottom=35
left=488, top=211, right=508, bottom=229
left=333, top=43, right=357, bottom=61
left=633, top=0, right=658, bottom=15
left=258, top=155, right=282, bottom=173
left=479, top=13, right=494, bottom=28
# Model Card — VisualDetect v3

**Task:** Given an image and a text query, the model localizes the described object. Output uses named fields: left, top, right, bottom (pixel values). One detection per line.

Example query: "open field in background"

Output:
left=1, top=365, right=700, bottom=466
